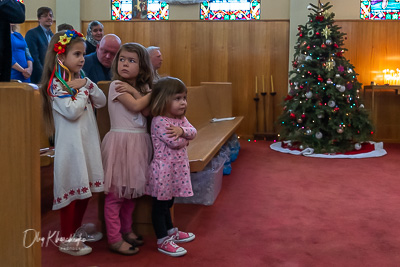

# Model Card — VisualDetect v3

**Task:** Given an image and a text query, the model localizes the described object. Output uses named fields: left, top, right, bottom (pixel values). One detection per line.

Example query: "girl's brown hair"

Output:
left=39, top=31, right=85, bottom=136
left=150, top=77, right=187, bottom=117
left=111, top=42, right=153, bottom=95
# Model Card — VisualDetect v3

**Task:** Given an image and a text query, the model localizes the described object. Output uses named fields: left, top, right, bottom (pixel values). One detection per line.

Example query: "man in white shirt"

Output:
left=147, top=46, right=163, bottom=83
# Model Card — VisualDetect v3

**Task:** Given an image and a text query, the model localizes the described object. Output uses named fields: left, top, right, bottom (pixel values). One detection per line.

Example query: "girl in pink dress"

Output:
left=101, top=43, right=153, bottom=255
left=145, top=77, right=197, bottom=257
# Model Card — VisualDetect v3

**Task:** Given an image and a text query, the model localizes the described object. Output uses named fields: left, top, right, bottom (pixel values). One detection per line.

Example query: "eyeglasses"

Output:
left=40, top=13, right=53, bottom=18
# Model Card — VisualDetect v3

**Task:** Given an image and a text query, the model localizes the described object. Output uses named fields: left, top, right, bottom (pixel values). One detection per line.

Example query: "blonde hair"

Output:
left=150, top=77, right=187, bottom=117
left=111, top=42, right=153, bottom=95
left=39, top=31, right=86, bottom=136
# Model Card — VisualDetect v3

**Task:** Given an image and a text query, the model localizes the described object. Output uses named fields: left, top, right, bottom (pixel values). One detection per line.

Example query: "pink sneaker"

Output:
left=169, top=227, right=195, bottom=243
left=158, top=237, right=187, bottom=257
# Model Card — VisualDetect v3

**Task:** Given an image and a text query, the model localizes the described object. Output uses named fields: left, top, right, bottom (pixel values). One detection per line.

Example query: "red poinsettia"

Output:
left=315, top=15, right=324, bottom=22
left=54, top=43, right=66, bottom=54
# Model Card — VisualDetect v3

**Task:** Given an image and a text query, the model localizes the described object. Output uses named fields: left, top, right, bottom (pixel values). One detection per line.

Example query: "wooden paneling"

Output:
left=0, top=83, right=41, bottom=266
left=18, top=20, right=400, bottom=141
left=80, top=20, right=290, bottom=139
left=336, top=21, right=400, bottom=142
left=17, top=20, right=57, bottom=35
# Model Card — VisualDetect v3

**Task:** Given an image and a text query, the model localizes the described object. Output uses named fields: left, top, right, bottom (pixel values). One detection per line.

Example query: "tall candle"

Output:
left=262, top=75, right=265, bottom=93
left=255, top=76, right=258, bottom=93
left=271, top=75, right=275, bottom=93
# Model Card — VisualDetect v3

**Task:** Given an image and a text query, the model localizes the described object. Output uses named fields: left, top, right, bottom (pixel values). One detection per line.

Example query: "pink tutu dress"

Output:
left=101, top=81, right=152, bottom=199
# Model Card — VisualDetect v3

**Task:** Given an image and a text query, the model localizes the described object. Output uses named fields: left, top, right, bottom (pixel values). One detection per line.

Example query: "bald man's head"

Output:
left=96, top=34, right=122, bottom=68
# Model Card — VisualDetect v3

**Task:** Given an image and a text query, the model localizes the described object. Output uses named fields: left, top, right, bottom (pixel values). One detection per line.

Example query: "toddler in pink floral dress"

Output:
left=145, top=77, right=197, bottom=257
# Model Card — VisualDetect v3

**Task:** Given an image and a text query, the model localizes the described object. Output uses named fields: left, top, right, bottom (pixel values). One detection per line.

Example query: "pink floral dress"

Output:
left=145, top=116, right=197, bottom=200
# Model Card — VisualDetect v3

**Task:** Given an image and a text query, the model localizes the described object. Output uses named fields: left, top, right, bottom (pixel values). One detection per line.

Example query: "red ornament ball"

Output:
left=290, top=113, right=296, bottom=119
left=321, top=44, right=326, bottom=48
left=316, top=32, right=320, bottom=36
left=301, top=114, right=306, bottom=119
left=307, top=46, right=311, bottom=50
left=334, top=43, right=339, bottom=48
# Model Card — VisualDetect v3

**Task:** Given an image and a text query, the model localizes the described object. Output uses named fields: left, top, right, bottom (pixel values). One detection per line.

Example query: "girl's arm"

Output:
left=180, top=117, right=197, bottom=140
left=114, top=81, right=151, bottom=115
left=114, top=81, right=143, bottom=99
left=67, top=78, right=106, bottom=109
left=117, top=90, right=151, bottom=113
left=153, top=117, right=189, bottom=149
left=84, top=78, right=107, bottom=108
left=52, top=80, right=90, bottom=121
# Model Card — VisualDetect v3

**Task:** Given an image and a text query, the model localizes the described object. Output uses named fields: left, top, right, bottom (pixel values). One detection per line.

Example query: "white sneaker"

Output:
left=58, top=240, right=92, bottom=256
left=75, top=223, right=103, bottom=242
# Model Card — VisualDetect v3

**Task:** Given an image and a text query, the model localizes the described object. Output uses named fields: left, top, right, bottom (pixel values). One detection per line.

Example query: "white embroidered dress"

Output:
left=51, top=78, right=106, bottom=210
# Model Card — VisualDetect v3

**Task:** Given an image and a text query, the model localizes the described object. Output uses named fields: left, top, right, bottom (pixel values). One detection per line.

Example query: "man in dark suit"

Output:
left=25, top=7, right=54, bottom=84
left=83, top=34, right=121, bottom=84
left=0, top=0, right=25, bottom=82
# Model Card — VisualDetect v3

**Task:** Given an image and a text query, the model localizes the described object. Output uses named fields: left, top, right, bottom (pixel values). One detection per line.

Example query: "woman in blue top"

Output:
left=10, top=24, right=33, bottom=82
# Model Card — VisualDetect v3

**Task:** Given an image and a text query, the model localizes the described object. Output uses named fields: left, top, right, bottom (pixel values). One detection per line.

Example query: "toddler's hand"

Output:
left=67, top=79, right=87, bottom=90
left=166, top=126, right=183, bottom=140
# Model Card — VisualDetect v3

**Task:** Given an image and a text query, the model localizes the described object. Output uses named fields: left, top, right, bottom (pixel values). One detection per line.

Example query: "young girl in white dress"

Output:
left=40, top=30, right=106, bottom=256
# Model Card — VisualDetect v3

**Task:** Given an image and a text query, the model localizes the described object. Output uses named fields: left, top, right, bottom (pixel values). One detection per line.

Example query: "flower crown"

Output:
left=54, top=30, right=85, bottom=55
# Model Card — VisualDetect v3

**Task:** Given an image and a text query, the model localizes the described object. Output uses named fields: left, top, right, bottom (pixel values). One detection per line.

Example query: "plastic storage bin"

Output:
left=176, top=154, right=226, bottom=205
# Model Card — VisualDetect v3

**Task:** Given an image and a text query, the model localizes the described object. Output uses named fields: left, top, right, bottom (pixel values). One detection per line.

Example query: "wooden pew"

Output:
left=97, top=81, right=243, bottom=171
left=0, top=82, right=41, bottom=266
left=96, top=81, right=243, bottom=235
left=185, top=82, right=243, bottom=172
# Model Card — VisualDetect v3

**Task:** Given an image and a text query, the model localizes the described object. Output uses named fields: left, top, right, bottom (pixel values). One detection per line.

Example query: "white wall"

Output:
left=24, top=0, right=56, bottom=20
left=57, top=0, right=81, bottom=31
left=329, top=0, right=360, bottom=20
left=81, top=0, right=110, bottom=21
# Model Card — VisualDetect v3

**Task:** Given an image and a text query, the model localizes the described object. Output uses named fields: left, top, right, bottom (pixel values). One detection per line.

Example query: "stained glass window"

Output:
left=200, top=0, right=260, bottom=20
left=111, top=0, right=169, bottom=20
left=112, top=0, right=133, bottom=20
left=361, top=0, right=400, bottom=20
left=147, top=0, right=169, bottom=20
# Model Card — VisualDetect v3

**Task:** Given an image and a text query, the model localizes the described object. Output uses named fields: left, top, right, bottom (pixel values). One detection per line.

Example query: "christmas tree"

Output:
left=278, top=1, right=374, bottom=153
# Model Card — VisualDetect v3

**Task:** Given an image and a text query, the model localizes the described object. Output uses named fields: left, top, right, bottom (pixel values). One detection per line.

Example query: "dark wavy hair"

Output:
left=111, top=42, right=153, bottom=95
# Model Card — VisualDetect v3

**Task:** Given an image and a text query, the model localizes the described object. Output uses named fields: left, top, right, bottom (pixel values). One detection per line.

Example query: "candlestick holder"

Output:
left=261, top=92, right=267, bottom=133
left=254, top=93, right=260, bottom=132
left=270, top=91, right=277, bottom=133
left=254, top=91, right=278, bottom=141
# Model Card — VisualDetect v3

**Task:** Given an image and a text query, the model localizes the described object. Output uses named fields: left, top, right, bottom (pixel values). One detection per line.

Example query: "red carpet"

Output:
left=41, top=141, right=400, bottom=266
